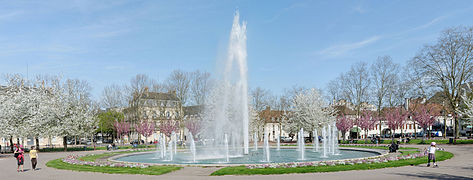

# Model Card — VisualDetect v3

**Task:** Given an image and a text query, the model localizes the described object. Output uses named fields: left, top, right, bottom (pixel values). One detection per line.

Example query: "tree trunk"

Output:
left=63, top=136, right=68, bottom=152
left=454, top=116, right=459, bottom=139
left=414, top=121, right=417, bottom=139
left=9, top=136, right=13, bottom=152
left=35, top=137, right=40, bottom=150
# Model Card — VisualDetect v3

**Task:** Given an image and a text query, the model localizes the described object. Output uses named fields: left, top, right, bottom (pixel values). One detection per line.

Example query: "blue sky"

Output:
left=1, top=0, right=473, bottom=99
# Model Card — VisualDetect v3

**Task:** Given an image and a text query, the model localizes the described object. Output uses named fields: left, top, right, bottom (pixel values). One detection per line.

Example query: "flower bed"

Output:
left=62, top=154, right=151, bottom=168
left=245, top=153, right=426, bottom=169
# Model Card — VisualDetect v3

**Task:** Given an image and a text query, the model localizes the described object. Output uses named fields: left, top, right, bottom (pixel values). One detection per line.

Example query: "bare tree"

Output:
left=101, top=84, right=126, bottom=109
left=341, top=62, right=371, bottom=116
left=370, top=56, right=399, bottom=135
left=165, top=70, right=191, bottom=105
left=411, top=26, right=473, bottom=138
left=251, top=87, right=272, bottom=111
left=326, top=76, right=343, bottom=104
left=190, top=70, right=211, bottom=105
left=127, top=74, right=153, bottom=124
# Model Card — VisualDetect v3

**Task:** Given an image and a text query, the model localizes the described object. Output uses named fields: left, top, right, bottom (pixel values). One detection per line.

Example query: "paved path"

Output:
left=1, top=145, right=472, bottom=180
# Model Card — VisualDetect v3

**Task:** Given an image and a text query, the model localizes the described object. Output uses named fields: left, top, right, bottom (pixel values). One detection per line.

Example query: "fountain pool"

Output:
left=113, top=148, right=381, bottom=165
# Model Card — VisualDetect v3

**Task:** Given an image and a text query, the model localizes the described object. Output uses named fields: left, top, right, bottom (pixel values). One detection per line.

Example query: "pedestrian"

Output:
left=14, top=145, right=24, bottom=172
left=427, top=142, right=438, bottom=167
left=29, top=146, right=38, bottom=170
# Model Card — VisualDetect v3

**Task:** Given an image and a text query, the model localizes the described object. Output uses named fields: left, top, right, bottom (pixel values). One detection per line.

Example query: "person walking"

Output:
left=14, top=145, right=24, bottom=172
left=427, top=142, right=438, bottom=167
left=29, top=146, right=38, bottom=170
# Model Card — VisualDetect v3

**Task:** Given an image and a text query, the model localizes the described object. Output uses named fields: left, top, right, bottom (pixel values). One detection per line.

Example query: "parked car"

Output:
left=280, top=136, right=292, bottom=143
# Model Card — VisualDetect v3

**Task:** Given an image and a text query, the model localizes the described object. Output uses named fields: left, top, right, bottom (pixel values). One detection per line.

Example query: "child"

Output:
left=427, top=142, right=438, bottom=167
left=29, top=146, right=38, bottom=170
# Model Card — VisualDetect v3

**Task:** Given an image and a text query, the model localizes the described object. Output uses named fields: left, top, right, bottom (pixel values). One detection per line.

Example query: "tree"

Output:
left=113, top=121, right=130, bottom=144
left=190, top=70, right=211, bottom=105
left=336, top=114, right=353, bottom=141
left=370, top=56, right=399, bottom=135
left=411, top=26, right=473, bottom=138
left=459, top=84, right=473, bottom=137
left=284, top=88, right=336, bottom=134
left=159, top=120, right=180, bottom=137
left=165, top=70, right=191, bottom=105
left=135, top=120, right=155, bottom=144
left=413, top=104, right=436, bottom=141
left=185, top=118, right=202, bottom=138
left=340, top=62, right=371, bottom=116
left=101, top=84, right=126, bottom=109
left=357, top=111, right=377, bottom=142
left=97, top=111, right=124, bottom=140
left=385, top=107, right=408, bottom=142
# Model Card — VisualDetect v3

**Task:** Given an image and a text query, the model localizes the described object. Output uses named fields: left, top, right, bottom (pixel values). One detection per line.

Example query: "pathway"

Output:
left=0, top=145, right=471, bottom=180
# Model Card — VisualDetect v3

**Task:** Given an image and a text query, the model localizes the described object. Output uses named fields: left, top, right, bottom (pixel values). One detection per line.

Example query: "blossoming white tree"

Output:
left=284, top=88, right=337, bottom=135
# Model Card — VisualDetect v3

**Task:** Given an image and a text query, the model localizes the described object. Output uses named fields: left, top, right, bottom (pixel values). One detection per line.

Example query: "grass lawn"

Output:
left=339, top=145, right=417, bottom=150
left=46, top=158, right=181, bottom=175
left=210, top=150, right=453, bottom=176
left=79, top=150, right=151, bottom=162
left=340, top=139, right=473, bottom=145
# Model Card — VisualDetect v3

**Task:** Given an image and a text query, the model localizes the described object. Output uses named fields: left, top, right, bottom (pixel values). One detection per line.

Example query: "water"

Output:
left=322, top=126, right=327, bottom=158
left=117, top=149, right=379, bottom=165
left=299, top=128, right=305, bottom=160
left=276, top=135, right=280, bottom=151
left=188, top=133, right=196, bottom=162
left=253, top=132, right=258, bottom=151
left=201, top=11, right=249, bottom=158
left=313, top=130, right=319, bottom=152
left=225, top=134, right=229, bottom=162
left=264, top=131, right=270, bottom=162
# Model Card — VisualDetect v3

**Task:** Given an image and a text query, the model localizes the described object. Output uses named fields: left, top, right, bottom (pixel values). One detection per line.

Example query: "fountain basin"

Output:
left=110, top=147, right=385, bottom=166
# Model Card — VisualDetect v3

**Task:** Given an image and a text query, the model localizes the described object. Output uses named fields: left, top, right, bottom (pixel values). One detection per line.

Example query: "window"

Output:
left=409, top=124, right=412, bottom=129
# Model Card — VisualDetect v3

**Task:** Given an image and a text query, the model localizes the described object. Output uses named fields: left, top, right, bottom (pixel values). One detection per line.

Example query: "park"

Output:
left=1, top=1, right=473, bottom=180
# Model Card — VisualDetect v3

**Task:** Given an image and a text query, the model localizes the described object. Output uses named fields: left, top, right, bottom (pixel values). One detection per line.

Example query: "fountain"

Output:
left=321, top=126, right=327, bottom=158
left=119, top=12, right=381, bottom=165
left=313, top=130, right=319, bottom=152
left=276, top=135, right=280, bottom=151
left=298, top=128, right=305, bottom=160
left=224, top=134, right=229, bottom=162
left=188, top=133, right=196, bottom=162
left=333, top=122, right=340, bottom=155
left=254, top=132, right=258, bottom=151
left=264, top=131, right=270, bottom=162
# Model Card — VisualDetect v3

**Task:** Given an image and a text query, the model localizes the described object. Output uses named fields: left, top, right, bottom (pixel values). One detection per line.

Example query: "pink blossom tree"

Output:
left=336, top=114, right=353, bottom=142
left=185, top=118, right=201, bottom=140
left=385, top=107, right=408, bottom=142
left=160, top=120, right=180, bottom=137
left=357, top=111, right=378, bottom=142
left=113, top=121, right=130, bottom=144
left=412, top=104, right=435, bottom=141
left=135, top=120, right=155, bottom=145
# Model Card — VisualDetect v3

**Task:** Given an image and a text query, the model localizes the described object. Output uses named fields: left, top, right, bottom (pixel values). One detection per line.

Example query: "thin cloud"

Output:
left=352, top=5, right=366, bottom=14
left=265, top=2, right=306, bottom=23
left=317, top=36, right=381, bottom=57
left=0, top=10, right=23, bottom=21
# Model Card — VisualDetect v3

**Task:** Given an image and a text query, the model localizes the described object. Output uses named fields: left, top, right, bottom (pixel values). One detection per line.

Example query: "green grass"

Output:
left=211, top=151, right=453, bottom=176
left=39, top=145, right=156, bottom=152
left=46, top=158, right=181, bottom=175
left=340, top=139, right=473, bottom=145
left=339, top=145, right=417, bottom=150
left=78, top=150, right=151, bottom=162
